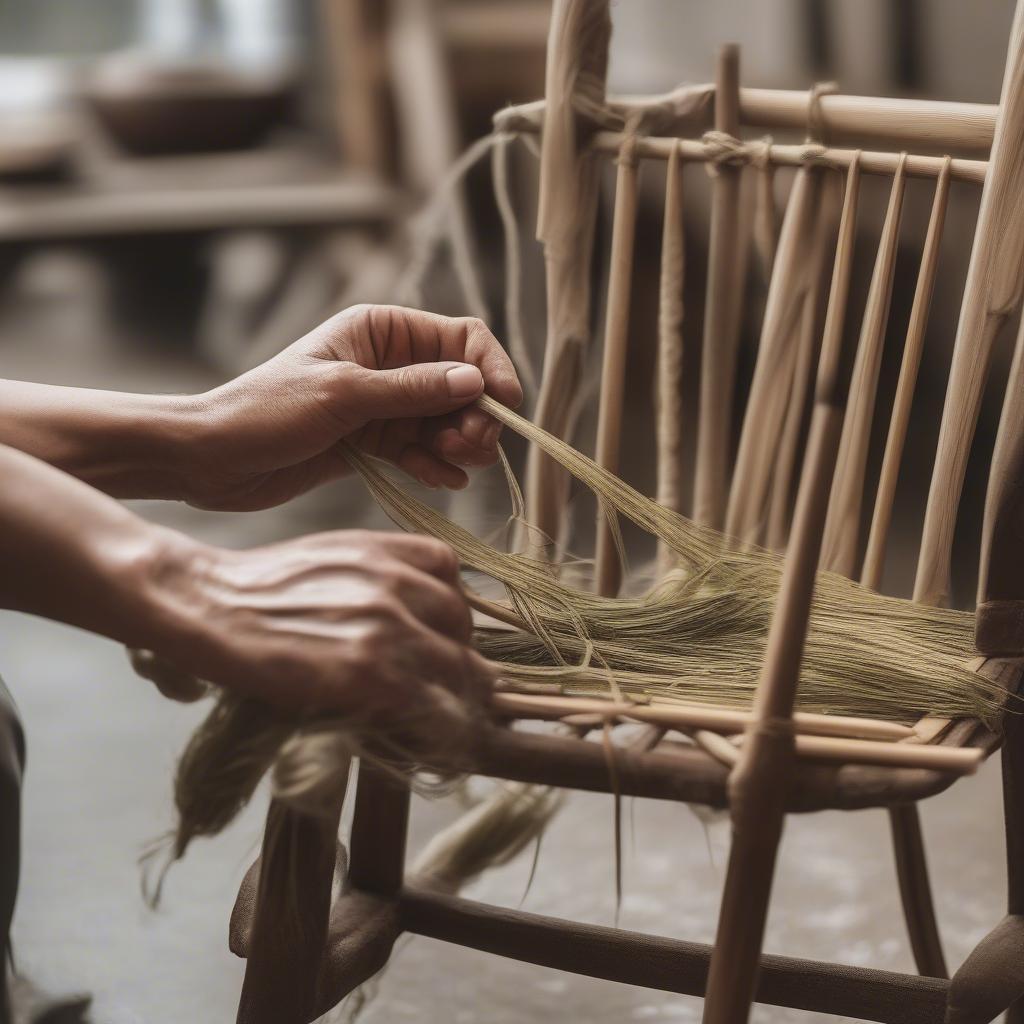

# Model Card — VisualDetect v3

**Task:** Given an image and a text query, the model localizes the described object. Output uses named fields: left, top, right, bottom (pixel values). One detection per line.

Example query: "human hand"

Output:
left=146, top=529, right=490, bottom=717
left=185, top=304, right=523, bottom=511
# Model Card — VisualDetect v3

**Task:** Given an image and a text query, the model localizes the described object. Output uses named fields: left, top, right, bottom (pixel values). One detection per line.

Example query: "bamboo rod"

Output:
left=594, top=139, right=640, bottom=597
left=916, top=1, right=1024, bottom=607
left=694, top=44, right=743, bottom=530
left=726, top=168, right=825, bottom=542
left=490, top=692, right=914, bottom=742
left=821, top=157, right=908, bottom=578
left=862, top=160, right=952, bottom=591
left=656, top=144, right=687, bottom=574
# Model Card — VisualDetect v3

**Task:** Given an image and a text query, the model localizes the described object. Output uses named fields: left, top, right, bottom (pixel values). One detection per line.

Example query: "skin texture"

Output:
left=0, top=305, right=521, bottom=715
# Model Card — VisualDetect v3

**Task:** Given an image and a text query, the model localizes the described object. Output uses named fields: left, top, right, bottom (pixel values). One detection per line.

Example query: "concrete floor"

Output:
left=0, top=252, right=1012, bottom=1023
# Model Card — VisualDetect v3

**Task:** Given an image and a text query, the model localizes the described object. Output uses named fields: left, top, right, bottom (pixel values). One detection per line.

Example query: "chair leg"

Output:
left=889, top=803, right=948, bottom=978
left=945, top=676, right=1024, bottom=1022
left=347, top=761, right=411, bottom=895
left=309, top=761, right=411, bottom=1017
left=702, top=730, right=791, bottom=1024
left=236, top=798, right=343, bottom=1024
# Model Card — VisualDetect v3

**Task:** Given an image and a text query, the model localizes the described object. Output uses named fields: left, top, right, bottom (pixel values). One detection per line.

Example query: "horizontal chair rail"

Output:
left=740, top=87, right=996, bottom=153
left=590, top=134, right=986, bottom=183
left=401, top=888, right=949, bottom=1023
left=501, top=115, right=988, bottom=182
left=498, top=85, right=997, bottom=154
left=469, top=720, right=995, bottom=812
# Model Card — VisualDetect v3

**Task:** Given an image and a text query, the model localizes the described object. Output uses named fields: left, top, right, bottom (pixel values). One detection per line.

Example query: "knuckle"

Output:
left=421, top=537, right=459, bottom=576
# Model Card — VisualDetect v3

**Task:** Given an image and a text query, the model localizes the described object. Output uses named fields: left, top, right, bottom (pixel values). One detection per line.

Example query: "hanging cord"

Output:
left=751, top=134, right=777, bottom=280
left=806, top=80, right=839, bottom=145
left=491, top=132, right=538, bottom=399
left=395, top=132, right=499, bottom=321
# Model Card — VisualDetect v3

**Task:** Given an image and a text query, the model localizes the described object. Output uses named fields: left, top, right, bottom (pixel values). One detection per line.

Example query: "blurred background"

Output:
left=0, top=1, right=1017, bottom=1021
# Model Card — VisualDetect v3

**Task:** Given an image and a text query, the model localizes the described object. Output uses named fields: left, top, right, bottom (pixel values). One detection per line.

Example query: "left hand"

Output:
left=185, top=304, right=523, bottom=511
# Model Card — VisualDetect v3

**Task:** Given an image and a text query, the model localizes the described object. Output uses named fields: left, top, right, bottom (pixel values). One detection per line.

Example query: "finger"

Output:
left=394, top=442, right=469, bottom=490
left=367, top=307, right=523, bottom=411
left=420, top=407, right=501, bottom=468
left=460, top=316, right=524, bottom=410
left=394, top=623, right=492, bottom=708
left=373, top=533, right=462, bottom=585
left=340, top=360, right=485, bottom=426
left=365, top=422, right=470, bottom=489
left=385, top=562, right=472, bottom=643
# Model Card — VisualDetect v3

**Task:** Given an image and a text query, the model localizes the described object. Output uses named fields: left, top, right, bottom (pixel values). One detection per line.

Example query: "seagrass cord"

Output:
left=164, top=394, right=1006, bottom=861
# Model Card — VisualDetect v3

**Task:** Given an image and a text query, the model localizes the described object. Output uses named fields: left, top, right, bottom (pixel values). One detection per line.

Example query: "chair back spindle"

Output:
left=693, top=45, right=743, bottom=530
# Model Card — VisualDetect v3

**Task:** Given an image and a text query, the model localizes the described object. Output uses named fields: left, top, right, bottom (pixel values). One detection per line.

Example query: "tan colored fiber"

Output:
left=161, top=391, right=1004, bottom=859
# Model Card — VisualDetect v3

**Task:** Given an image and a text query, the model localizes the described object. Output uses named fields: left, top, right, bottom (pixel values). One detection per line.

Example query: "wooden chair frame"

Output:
left=231, top=3, right=1024, bottom=1022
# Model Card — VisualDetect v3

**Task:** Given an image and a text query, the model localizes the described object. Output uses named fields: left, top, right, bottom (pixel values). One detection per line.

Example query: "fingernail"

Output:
left=446, top=364, right=483, bottom=399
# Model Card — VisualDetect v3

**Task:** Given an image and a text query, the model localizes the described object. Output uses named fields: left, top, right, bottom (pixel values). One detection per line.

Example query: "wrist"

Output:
left=115, top=523, right=218, bottom=655
left=120, top=391, right=211, bottom=502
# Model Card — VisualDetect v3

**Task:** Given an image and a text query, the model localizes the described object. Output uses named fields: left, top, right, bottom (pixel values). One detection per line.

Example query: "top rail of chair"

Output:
left=496, top=85, right=998, bottom=157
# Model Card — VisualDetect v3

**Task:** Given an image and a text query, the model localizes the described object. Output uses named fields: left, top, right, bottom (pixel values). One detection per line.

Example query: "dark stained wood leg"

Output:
left=236, top=798, right=343, bottom=1024
left=889, top=803, right=948, bottom=977
left=348, top=761, right=411, bottom=896
left=945, top=678, right=1024, bottom=1022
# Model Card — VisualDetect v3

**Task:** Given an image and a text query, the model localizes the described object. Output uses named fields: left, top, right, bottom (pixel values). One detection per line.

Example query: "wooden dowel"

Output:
left=915, top=1, right=1024, bottom=607
left=693, top=44, right=743, bottom=530
left=704, top=152, right=864, bottom=1024
left=765, top=176, right=840, bottom=549
left=467, top=589, right=529, bottom=630
left=402, top=886, right=952, bottom=1023
left=490, top=692, right=914, bottom=742
left=726, top=168, right=825, bottom=542
left=861, top=160, right=952, bottom=591
left=821, top=157, right=908, bottom=579
left=738, top=88, right=996, bottom=154
left=978, top=309, right=1024, bottom=613
left=594, top=138, right=641, bottom=597
left=497, top=86, right=998, bottom=156
left=691, top=728, right=741, bottom=767
left=500, top=109, right=988, bottom=184
left=765, top=297, right=817, bottom=550
left=656, top=144, right=687, bottom=573
left=799, top=735, right=979, bottom=773
left=731, top=731, right=981, bottom=774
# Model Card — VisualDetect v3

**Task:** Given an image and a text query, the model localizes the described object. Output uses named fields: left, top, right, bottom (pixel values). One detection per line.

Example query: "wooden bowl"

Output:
left=84, top=56, right=294, bottom=156
left=0, top=113, right=79, bottom=183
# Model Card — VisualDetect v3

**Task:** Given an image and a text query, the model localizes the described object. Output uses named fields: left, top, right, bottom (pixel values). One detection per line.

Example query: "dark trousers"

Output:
left=0, top=677, right=24, bottom=1024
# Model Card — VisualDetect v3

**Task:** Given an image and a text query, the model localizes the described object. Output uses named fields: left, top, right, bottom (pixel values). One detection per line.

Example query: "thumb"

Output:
left=343, top=361, right=484, bottom=422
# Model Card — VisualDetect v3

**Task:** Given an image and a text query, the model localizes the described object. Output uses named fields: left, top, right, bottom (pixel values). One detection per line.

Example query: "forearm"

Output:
left=0, top=379, right=203, bottom=499
left=0, top=442, right=197, bottom=648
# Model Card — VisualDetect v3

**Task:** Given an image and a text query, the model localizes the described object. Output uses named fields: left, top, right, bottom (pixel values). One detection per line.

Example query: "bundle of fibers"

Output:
left=168, top=395, right=1008, bottom=861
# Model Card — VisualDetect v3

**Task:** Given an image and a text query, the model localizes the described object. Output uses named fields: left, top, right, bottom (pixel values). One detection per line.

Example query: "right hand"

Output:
left=144, top=529, right=490, bottom=718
